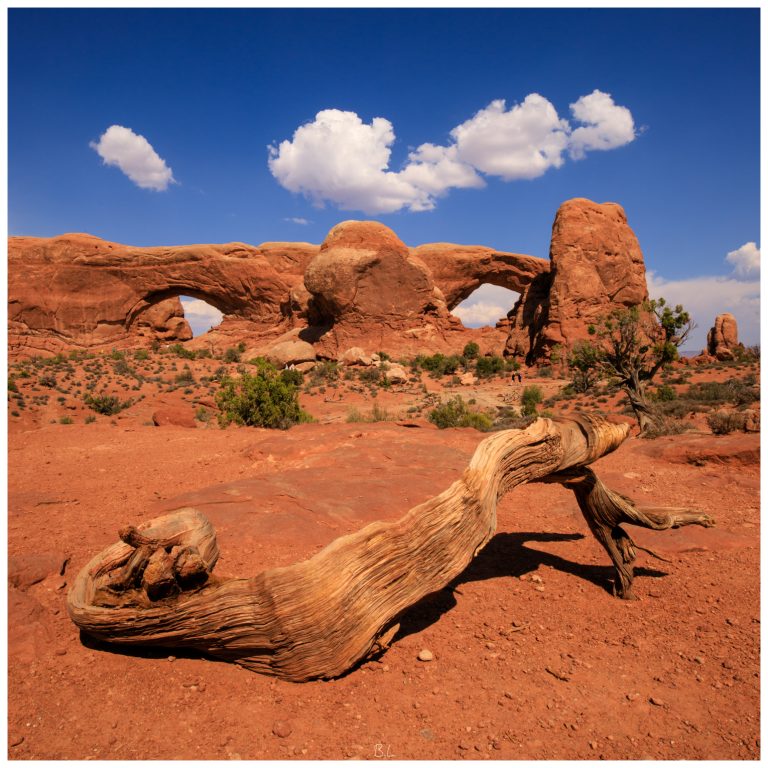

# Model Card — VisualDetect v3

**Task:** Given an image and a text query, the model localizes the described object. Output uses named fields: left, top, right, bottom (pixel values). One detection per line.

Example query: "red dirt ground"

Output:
left=7, top=355, right=760, bottom=760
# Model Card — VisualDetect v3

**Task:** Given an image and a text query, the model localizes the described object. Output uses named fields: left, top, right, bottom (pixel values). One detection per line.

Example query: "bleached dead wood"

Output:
left=67, top=415, right=714, bottom=681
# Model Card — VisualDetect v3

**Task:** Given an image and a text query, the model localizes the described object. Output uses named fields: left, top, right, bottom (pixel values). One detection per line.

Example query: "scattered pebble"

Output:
left=417, top=649, right=434, bottom=662
left=167, top=656, right=176, bottom=662
left=54, top=648, right=67, bottom=656
left=10, top=736, right=24, bottom=748
left=589, top=740, right=598, bottom=750
left=626, top=693, right=640, bottom=701
left=694, top=656, right=705, bottom=665
left=420, top=728, right=434, bottom=741
left=649, top=697, right=665, bottom=707
left=272, top=721, right=292, bottom=738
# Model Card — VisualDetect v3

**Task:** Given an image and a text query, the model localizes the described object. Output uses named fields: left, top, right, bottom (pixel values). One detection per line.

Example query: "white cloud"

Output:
left=180, top=297, right=223, bottom=337
left=285, top=217, right=311, bottom=225
left=90, top=125, right=175, bottom=191
left=568, top=90, right=636, bottom=160
left=450, top=95, right=571, bottom=180
left=726, top=241, right=760, bottom=279
left=268, top=91, right=636, bottom=214
left=453, top=284, right=521, bottom=327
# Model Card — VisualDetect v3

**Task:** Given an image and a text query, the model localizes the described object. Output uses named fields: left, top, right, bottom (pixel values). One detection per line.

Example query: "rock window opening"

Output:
left=452, top=285, right=521, bottom=328
left=179, top=296, right=224, bottom=338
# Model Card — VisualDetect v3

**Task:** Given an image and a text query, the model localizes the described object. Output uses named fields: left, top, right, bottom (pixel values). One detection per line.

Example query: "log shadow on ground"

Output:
left=393, top=531, right=668, bottom=643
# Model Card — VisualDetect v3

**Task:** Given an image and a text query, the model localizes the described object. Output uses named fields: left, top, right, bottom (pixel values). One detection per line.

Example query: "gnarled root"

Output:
left=546, top=467, right=715, bottom=599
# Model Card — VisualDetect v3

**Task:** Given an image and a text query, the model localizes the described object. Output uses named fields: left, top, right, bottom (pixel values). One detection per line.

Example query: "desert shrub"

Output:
left=474, top=355, right=505, bottom=379
left=652, top=384, right=677, bottom=402
left=414, top=353, right=463, bottom=378
left=521, top=385, right=543, bottom=416
left=222, top=347, right=241, bottom=364
left=428, top=396, right=492, bottom=431
left=359, top=366, right=382, bottom=384
left=685, top=378, right=759, bottom=406
left=537, top=366, right=553, bottom=378
left=346, top=403, right=394, bottom=423
left=110, top=349, right=125, bottom=361
left=195, top=406, right=211, bottom=423
left=377, top=351, right=391, bottom=362
left=114, top=359, right=136, bottom=377
left=85, top=414, right=97, bottom=424
left=84, top=394, right=133, bottom=416
left=215, top=366, right=310, bottom=429
left=133, top=348, right=150, bottom=361
left=490, top=407, right=536, bottom=432
left=59, top=416, right=73, bottom=425
left=706, top=411, right=748, bottom=435
left=462, top=341, right=480, bottom=360
left=39, top=373, right=57, bottom=388
left=8, top=377, right=18, bottom=393
left=175, top=366, right=195, bottom=385
left=280, top=368, right=304, bottom=387
left=308, top=361, right=339, bottom=386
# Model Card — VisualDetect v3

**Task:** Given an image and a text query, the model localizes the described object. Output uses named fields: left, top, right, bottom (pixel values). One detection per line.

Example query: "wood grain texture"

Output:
left=67, top=415, right=713, bottom=681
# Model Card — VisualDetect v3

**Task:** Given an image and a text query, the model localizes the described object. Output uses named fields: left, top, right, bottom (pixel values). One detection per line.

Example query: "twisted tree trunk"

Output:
left=67, top=415, right=713, bottom=681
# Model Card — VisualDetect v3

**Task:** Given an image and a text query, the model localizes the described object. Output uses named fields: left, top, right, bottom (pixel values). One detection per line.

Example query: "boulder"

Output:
left=340, top=347, right=375, bottom=366
left=707, top=313, right=743, bottom=360
left=152, top=407, right=198, bottom=429
left=266, top=339, right=316, bottom=366
left=383, top=364, right=409, bottom=384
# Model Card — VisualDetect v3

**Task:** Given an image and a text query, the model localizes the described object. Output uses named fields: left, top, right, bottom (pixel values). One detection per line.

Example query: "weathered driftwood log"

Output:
left=67, top=415, right=714, bottom=681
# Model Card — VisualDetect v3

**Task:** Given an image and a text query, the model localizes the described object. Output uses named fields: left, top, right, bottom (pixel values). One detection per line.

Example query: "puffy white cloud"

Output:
left=180, top=297, right=223, bottom=337
left=726, top=241, right=760, bottom=279
left=90, top=125, right=175, bottom=191
left=453, top=284, right=521, bottom=327
left=268, top=109, right=425, bottom=214
left=568, top=90, right=636, bottom=160
left=647, top=272, right=760, bottom=350
left=268, top=92, right=636, bottom=214
left=285, top=217, right=311, bottom=225
left=450, top=95, right=571, bottom=180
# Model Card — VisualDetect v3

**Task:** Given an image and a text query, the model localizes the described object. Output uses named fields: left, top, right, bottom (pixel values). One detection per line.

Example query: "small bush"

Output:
left=308, top=361, right=339, bottom=386
left=706, top=411, right=748, bottom=435
left=222, top=347, right=241, bottom=363
left=653, top=384, right=677, bottom=402
left=462, top=342, right=480, bottom=360
left=346, top=403, right=394, bottom=423
left=521, top=385, right=543, bottom=416
left=59, top=416, right=73, bottom=425
left=84, top=394, right=133, bottom=416
left=39, top=373, right=57, bottom=388
left=475, top=355, right=505, bottom=379
left=280, top=368, right=304, bottom=387
left=428, top=396, right=492, bottom=430
left=85, top=414, right=97, bottom=424
left=195, top=406, right=211, bottom=422
left=168, top=343, right=198, bottom=360
left=175, top=366, right=195, bottom=385
left=215, top=366, right=310, bottom=429
left=134, top=348, right=150, bottom=361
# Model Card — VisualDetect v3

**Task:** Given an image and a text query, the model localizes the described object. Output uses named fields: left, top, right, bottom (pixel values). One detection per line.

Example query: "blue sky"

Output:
left=8, top=8, right=760, bottom=347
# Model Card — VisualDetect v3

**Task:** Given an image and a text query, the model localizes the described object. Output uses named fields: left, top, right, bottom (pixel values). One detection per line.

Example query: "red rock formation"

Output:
left=706, top=313, right=743, bottom=360
left=506, top=198, right=649, bottom=362
left=8, top=233, right=310, bottom=355
left=8, top=199, right=653, bottom=363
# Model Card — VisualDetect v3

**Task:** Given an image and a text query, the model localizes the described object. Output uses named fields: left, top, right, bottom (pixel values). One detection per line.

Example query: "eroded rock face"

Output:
left=8, top=233, right=309, bottom=355
left=707, top=313, right=742, bottom=360
left=506, top=198, right=649, bottom=362
left=8, top=199, right=653, bottom=364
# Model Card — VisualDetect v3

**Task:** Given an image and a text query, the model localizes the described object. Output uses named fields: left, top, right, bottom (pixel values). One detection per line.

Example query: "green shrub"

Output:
left=280, top=368, right=304, bottom=387
left=223, top=347, right=241, bottom=364
left=215, top=366, right=311, bottom=429
left=685, top=378, right=759, bottom=406
left=84, top=394, right=133, bottom=416
left=175, top=366, right=195, bottom=385
left=475, top=355, right=505, bottom=379
left=8, top=377, right=17, bottom=393
left=652, top=384, right=677, bottom=402
left=195, top=406, right=211, bottom=422
left=346, top=403, right=394, bottom=423
left=308, top=361, right=339, bottom=386
left=462, top=342, right=480, bottom=360
left=521, top=385, right=543, bottom=416
left=134, top=348, right=150, bottom=361
left=39, top=373, right=57, bottom=388
left=413, top=353, right=463, bottom=378
left=85, top=414, right=97, bottom=424
left=59, top=415, right=73, bottom=425
left=168, top=343, right=198, bottom=360
left=428, top=396, right=492, bottom=430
